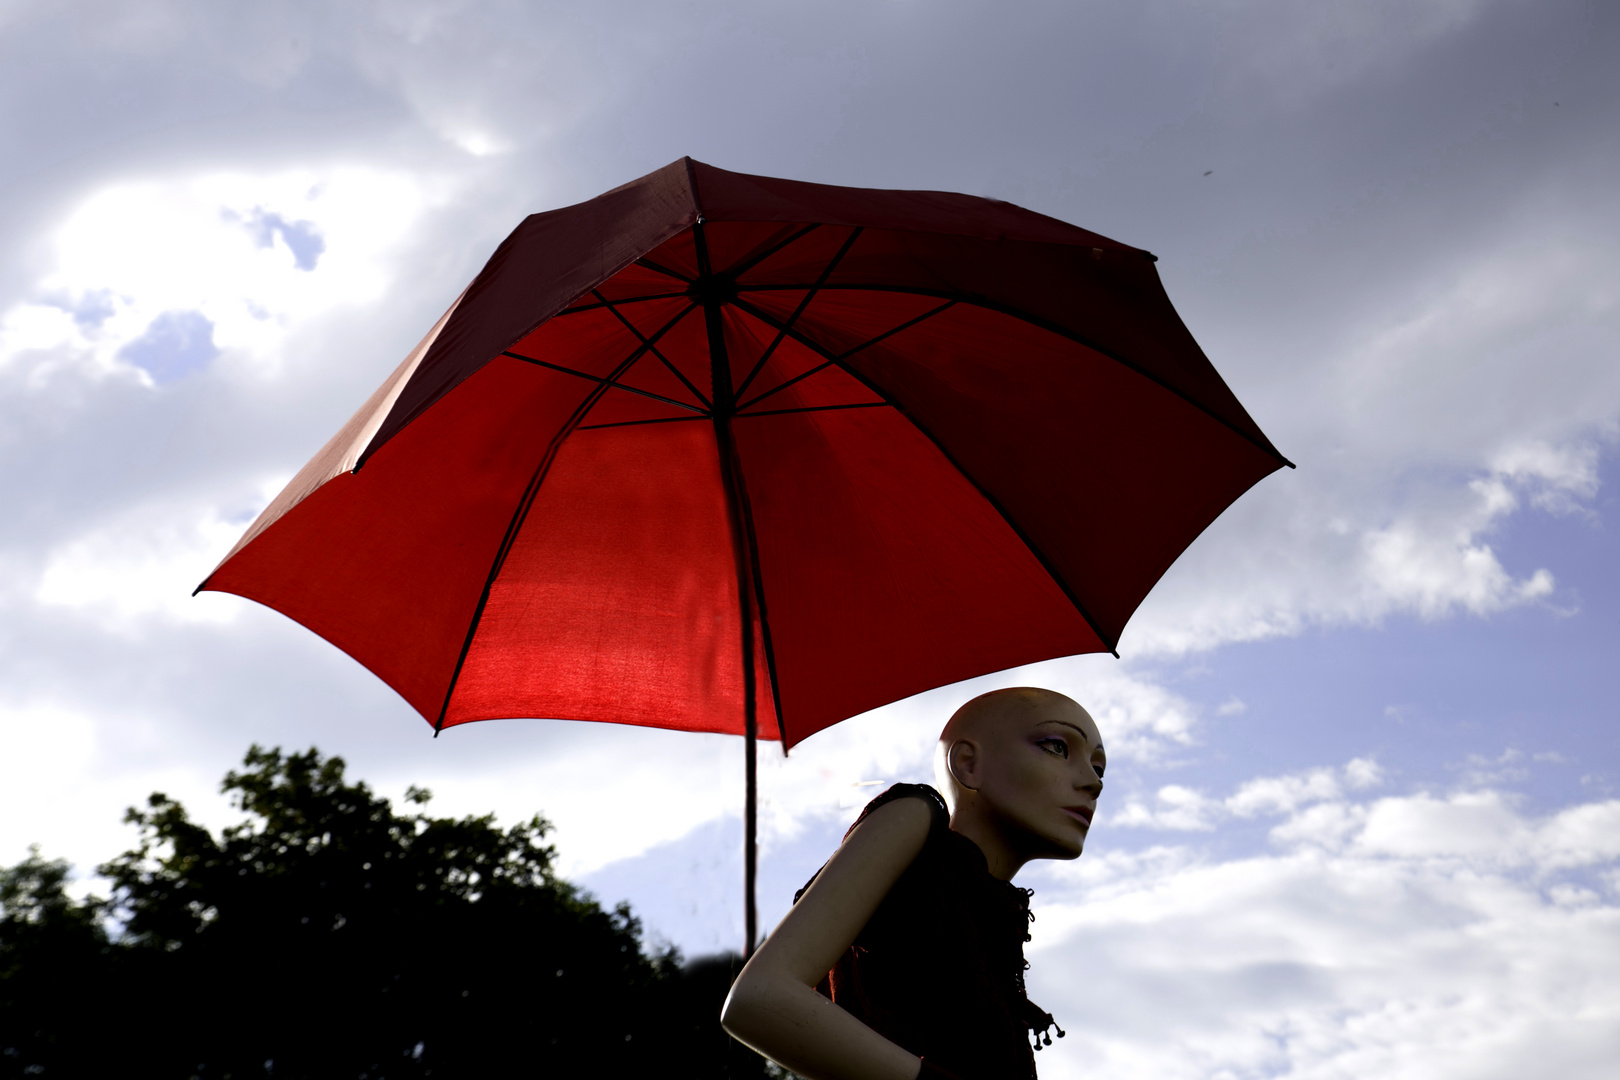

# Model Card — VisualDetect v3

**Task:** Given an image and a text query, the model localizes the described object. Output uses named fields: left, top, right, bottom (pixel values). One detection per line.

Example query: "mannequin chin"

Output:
left=934, top=688, right=1106, bottom=882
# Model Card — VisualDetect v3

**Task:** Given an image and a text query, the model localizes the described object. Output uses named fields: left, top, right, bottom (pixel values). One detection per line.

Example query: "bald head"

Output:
left=937, top=687, right=1087, bottom=753
left=931, top=688, right=1106, bottom=877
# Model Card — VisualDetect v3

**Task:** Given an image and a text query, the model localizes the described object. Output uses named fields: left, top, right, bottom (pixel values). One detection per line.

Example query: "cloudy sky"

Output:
left=2, top=0, right=1617, bottom=1076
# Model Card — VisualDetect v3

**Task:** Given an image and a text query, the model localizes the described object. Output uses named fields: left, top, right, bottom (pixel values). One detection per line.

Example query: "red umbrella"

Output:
left=199, top=158, right=1289, bottom=952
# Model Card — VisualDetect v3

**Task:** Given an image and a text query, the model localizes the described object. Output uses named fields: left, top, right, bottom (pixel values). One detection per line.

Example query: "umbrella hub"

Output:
left=687, top=273, right=737, bottom=309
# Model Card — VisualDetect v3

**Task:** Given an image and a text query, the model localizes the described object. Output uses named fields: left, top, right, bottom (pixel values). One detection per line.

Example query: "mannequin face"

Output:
left=941, top=691, right=1105, bottom=870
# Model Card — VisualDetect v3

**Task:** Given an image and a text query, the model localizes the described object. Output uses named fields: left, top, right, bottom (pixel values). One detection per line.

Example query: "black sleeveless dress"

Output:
left=793, top=784, right=1063, bottom=1080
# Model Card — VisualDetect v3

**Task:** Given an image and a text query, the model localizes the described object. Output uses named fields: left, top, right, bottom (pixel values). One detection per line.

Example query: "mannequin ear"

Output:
left=948, top=739, right=982, bottom=791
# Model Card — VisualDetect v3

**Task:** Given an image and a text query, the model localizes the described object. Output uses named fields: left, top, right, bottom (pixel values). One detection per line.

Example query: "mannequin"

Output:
left=722, top=688, right=1106, bottom=1080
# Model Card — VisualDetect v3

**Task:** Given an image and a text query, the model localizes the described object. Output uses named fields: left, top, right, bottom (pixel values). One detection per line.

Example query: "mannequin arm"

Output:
left=721, top=796, right=934, bottom=1080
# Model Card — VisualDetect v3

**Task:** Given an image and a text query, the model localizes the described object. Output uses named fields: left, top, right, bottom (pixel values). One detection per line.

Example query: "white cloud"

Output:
left=1488, top=439, right=1602, bottom=515
left=1360, top=512, right=1554, bottom=620
left=35, top=480, right=283, bottom=631
left=1112, top=760, right=1379, bottom=833
left=1102, top=756, right=1620, bottom=869
left=1343, top=756, right=1384, bottom=789
left=1125, top=226, right=1620, bottom=658
left=1456, top=747, right=1531, bottom=787
left=1128, top=449, right=1582, bottom=657
left=1227, top=767, right=1343, bottom=818
left=1112, top=783, right=1219, bottom=832
left=0, top=699, right=231, bottom=879
left=389, top=724, right=742, bottom=879
left=1027, top=774, right=1620, bottom=1080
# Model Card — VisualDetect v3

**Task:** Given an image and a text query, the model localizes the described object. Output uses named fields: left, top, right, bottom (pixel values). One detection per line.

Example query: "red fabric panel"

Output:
left=366, top=162, right=1169, bottom=464
left=507, top=297, right=693, bottom=379
left=699, top=220, right=821, bottom=278
left=374, top=160, right=699, bottom=454
left=612, top=353, right=709, bottom=411
left=643, top=302, right=719, bottom=401
left=443, top=420, right=775, bottom=737
left=688, top=161, right=1119, bottom=248
left=586, top=262, right=692, bottom=306
left=736, top=228, right=1277, bottom=458
left=734, top=407, right=1100, bottom=747
left=820, top=300, right=1279, bottom=645
left=748, top=365, right=882, bottom=412
left=722, top=307, right=881, bottom=412
left=581, top=388, right=702, bottom=428
left=204, top=357, right=593, bottom=722
left=731, top=225, right=866, bottom=283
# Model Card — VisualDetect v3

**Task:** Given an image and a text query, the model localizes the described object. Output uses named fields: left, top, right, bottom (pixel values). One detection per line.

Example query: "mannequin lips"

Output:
left=1062, top=805, right=1094, bottom=827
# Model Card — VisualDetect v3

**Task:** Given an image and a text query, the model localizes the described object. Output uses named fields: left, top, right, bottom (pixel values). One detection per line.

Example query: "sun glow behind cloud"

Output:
left=0, top=167, right=437, bottom=386
left=8, top=166, right=446, bottom=632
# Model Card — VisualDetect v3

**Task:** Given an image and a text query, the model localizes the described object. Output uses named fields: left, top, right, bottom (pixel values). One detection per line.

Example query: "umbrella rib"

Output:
left=636, top=257, right=692, bottom=283
left=735, top=299, right=955, bottom=413
left=500, top=350, right=709, bottom=414
left=723, top=222, right=823, bottom=281
left=742, top=283, right=1293, bottom=469
left=577, top=414, right=711, bottom=431
left=551, top=290, right=690, bottom=315
left=731, top=295, right=1121, bottom=656
left=734, top=402, right=889, bottom=419
left=592, top=289, right=713, bottom=411
left=733, top=227, right=863, bottom=403
left=629, top=223, right=822, bottom=292
left=434, top=303, right=700, bottom=733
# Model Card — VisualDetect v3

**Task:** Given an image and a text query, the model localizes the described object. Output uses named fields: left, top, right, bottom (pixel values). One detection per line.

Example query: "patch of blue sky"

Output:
left=233, top=206, right=325, bottom=271
left=119, top=310, right=218, bottom=382
left=1150, top=463, right=1618, bottom=811
left=582, top=812, right=842, bottom=958
left=65, top=289, right=116, bottom=328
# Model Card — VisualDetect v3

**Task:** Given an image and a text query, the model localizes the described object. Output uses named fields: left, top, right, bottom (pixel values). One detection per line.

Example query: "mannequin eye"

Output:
left=1037, top=738, right=1069, bottom=758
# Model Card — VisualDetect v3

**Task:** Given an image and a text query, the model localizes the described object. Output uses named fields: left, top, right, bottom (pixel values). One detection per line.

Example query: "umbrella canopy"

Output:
left=199, top=159, right=1289, bottom=949
left=201, top=157, right=1287, bottom=743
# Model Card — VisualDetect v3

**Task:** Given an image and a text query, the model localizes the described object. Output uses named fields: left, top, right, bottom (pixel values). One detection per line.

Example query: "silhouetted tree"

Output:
left=0, top=746, right=775, bottom=1079
left=0, top=847, right=124, bottom=1072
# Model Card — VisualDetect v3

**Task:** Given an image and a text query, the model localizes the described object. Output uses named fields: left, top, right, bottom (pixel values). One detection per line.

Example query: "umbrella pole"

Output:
left=693, top=218, right=760, bottom=959
left=745, top=678, right=758, bottom=958
left=722, top=406, right=759, bottom=961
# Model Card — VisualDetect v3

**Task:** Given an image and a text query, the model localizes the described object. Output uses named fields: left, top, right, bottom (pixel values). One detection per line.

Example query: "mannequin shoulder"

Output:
left=753, top=795, right=934, bottom=985
left=803, top=795, right=933, bottom=905
left=844, top=792, right=936, bottom=859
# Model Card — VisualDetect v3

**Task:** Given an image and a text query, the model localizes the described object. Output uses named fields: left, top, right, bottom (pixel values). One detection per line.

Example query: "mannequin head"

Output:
left=933, top=687, right=1105, bottom=881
